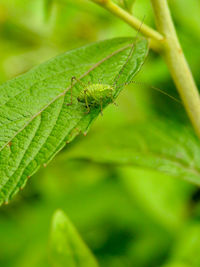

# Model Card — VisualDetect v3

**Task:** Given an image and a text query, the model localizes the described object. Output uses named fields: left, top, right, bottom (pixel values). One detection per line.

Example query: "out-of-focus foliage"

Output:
left=114, top=0, right=136, bottom=12
left=50, top=210, right=98, bottom=266
left=64, top=121, right=200, bottom=185
left=0, top=0, right=200, bottom=267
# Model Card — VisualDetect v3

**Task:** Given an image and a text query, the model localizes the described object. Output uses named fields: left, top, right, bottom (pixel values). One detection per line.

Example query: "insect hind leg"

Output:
left=66, top=76, right=75, bottom=106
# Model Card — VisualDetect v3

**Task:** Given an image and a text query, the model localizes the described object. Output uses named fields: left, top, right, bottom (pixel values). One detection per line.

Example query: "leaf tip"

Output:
left=52, top=209, right=68, bottom=229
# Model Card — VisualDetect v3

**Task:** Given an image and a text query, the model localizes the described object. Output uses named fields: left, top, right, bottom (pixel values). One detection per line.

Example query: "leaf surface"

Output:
left=65, top=120, right=200, bottom=185
left=0, top=37, right=148, bottom=204
left=162, top=223, right=200, bottom=267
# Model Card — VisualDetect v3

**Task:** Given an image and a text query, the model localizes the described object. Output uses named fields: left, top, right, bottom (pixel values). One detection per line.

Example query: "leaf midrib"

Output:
left=0, top=44, right=132, bottom=152
left=0, top=64, right=94, bottom=109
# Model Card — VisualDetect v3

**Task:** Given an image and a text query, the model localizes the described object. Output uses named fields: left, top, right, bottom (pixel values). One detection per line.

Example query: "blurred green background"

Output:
left=0, top=0, right=200, bottom=266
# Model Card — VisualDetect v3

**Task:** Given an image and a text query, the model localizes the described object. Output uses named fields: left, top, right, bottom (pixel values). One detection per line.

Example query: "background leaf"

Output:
left=122, top=0, right=136, bottom=12
left=162, top=223, right=200, bottom=267
left=113, top=0, right=135, bottom=10
left=63, top=120, right=200, bottom=185
left=44, top=0, right=54, bottom=21
left=49, top=209, right=98, bottom=267
left=0, top=37, right=148, bottom=205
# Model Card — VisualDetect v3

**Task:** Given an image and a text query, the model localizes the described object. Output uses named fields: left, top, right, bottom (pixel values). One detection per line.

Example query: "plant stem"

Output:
left=91, top=0, right=200, bottom=139
left=151, top=0, right=200, bottom=138
left=90, top=0, right=163, bottom=52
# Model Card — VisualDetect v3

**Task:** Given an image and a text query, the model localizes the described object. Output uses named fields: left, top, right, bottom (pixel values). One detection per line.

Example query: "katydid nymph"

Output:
left=66, top=21, right=180, bottom=115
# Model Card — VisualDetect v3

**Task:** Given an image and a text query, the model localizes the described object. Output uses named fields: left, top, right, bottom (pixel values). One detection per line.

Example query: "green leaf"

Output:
left=49, top=209, right=99, bottom=267
left=65, top=120, right=200, bottom=185
left=0, top=37, right=148, bottom=205
left=114, top=0, right=136, bottom=12
left=162, top=223, right=200, bottom=267
left=162, top=264, right=189, bottom=267
left=122, top=0, right=136, bottom=12
left=44, top=0, right=54, bottom=21
left=120, top=168, right=192, bottom=230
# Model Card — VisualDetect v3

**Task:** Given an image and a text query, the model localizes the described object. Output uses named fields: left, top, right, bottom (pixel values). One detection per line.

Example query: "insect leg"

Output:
left=66, top=76, right=75, bottom=105
left=84, top=89, right=90, bottom=114
left=67, top=76, right=86, bottom=106
left=71, top=76, right=85, bottom=87
left=109, top=88, right=118, bottom=106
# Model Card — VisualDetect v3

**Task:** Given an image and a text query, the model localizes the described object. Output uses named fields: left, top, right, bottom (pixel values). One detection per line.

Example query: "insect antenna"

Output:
left=117, top=80, right=182, bottom=104
left=113, top=16, right=145, bottom=88
left=112, top=15, right=181, bottom=105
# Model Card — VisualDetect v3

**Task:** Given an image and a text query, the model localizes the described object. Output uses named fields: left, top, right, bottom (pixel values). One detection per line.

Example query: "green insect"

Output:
left=66, top=21, right=146, bottom=114
left=66, top=71, right=180, bottom=115
left=66, top=39, right=133, bottom=114
left=67, top=76, right=116, bottom=115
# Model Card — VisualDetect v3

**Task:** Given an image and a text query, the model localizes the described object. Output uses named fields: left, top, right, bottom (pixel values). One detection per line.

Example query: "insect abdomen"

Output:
left=77, top=84, right=114, bottom=105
